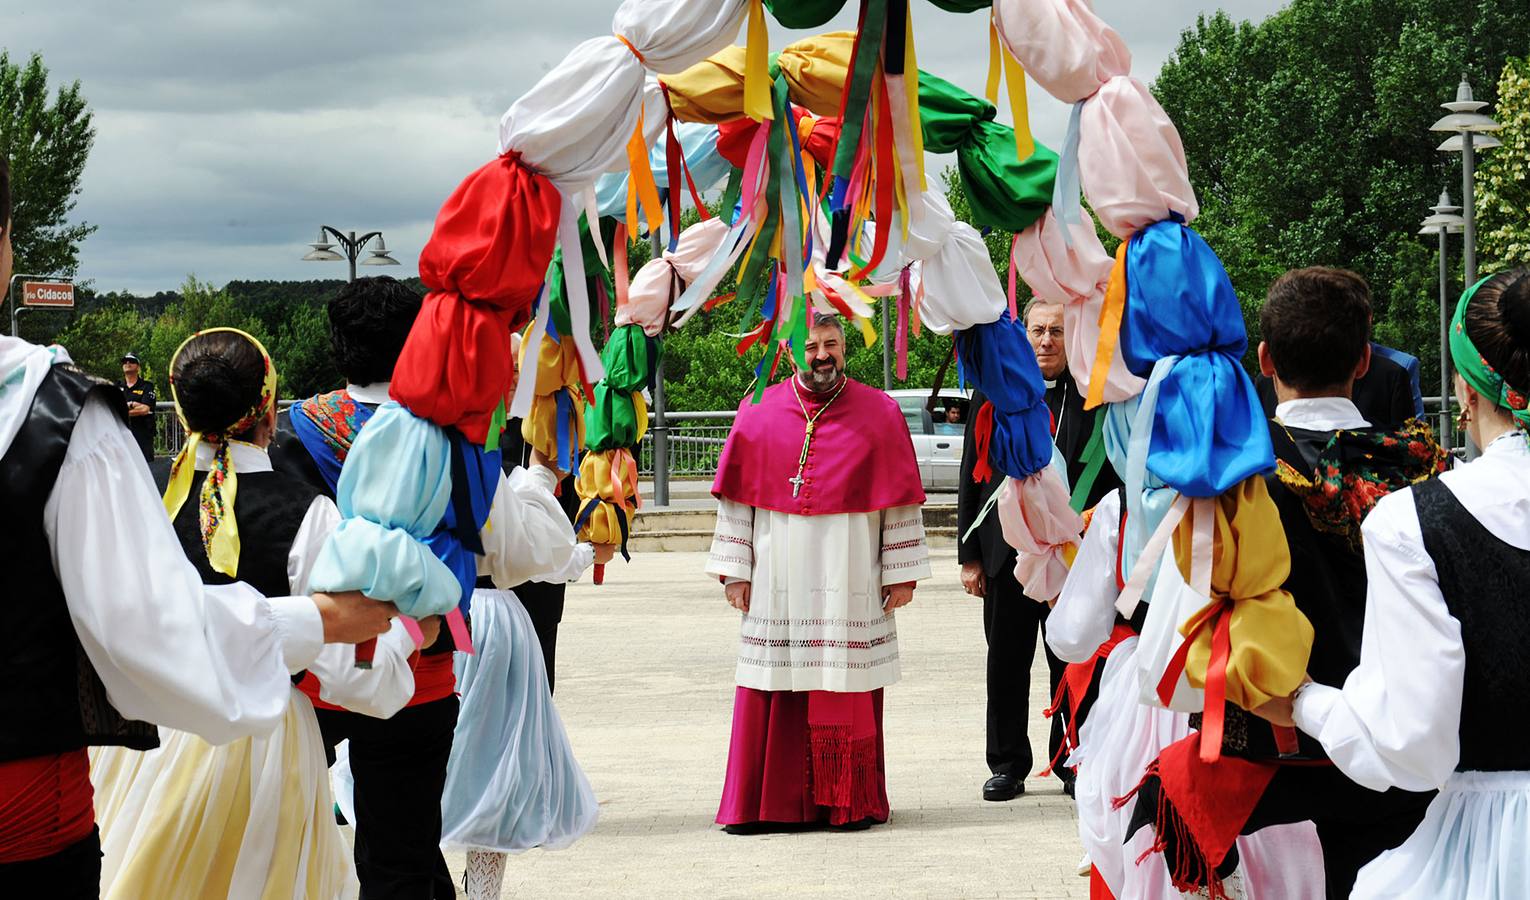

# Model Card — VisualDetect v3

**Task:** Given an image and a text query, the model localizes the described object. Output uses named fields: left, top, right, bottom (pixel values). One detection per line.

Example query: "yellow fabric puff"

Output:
left=519, top=386, right=586, bottom=461
left=519, top=333, right=581, bottom=396
left=662, top=33, right=853, bottom=125
left=1173, top=475, right=1314, bottom=711
left=574, top=449, right=642, bottom=546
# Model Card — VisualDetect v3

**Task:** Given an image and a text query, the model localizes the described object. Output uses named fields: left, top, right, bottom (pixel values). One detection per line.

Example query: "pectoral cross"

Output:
left=790, top=421, right=815, bottom=498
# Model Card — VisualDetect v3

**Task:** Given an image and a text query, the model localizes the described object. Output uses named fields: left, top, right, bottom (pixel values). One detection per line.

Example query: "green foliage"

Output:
left=0, top=51, right=96, bottom=281
left=53, top=301, right=151, bottom=382
left=1478, top=56, right=1530, bottom=268
left=1153, top=0, right=1530, bottom=377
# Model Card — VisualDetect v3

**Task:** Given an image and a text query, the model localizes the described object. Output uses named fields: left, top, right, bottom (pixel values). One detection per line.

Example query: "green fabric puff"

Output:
left=600, top=325, right=654, bottom=394
left=585, top=384, right=642, bottom=452
left=545, top=214, right=613, bottom=338
left=762, top=0, right=850, bottom=29
left=918, top=72, right=1058, bottom=233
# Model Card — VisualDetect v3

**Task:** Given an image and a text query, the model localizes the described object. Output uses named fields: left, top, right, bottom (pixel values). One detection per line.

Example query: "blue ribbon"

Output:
left=1053, top=101, right=1085, bottom=247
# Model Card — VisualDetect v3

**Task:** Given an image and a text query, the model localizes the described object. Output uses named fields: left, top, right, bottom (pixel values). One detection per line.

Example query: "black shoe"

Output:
left=722, top=821, right=815, bottom=835
left=826, top=817, right=882, bottom=831
left=983, top=773, right=1024, bottom=802
left=1062, top=778, right=1076, bottom=798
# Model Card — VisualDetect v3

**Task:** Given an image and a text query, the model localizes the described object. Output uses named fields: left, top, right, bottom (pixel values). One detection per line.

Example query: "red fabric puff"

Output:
left=390, top=292, right=517, bottom=444
left=418, top=152, right=561, bottom=312
left=716, top=107, right=841, bottom=171
left=394, top=152, right=557, bottom=441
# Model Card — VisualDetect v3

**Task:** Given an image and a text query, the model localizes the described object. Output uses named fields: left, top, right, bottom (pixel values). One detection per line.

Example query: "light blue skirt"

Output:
left=439, top=588, right=598, bottom=853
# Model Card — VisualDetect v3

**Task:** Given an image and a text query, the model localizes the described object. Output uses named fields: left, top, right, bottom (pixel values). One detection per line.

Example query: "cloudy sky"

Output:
left=4, top=0, right=1286, bottom=294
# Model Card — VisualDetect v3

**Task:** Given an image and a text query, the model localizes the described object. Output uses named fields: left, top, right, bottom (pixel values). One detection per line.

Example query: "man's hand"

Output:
left=312, top=591, right=399, bottom=644
left=127, top=401, right=150, bottom=417
left=592, top=543, right=616, bottom=565
left=960, top=561, right=986, bottom=598
left=529, top=447, right=567, bottom=483
left=725, top=581, right=751, bottom=614
left=415, top=615, right=443, bottom=651
left=882, top=582, right=915, bottom=611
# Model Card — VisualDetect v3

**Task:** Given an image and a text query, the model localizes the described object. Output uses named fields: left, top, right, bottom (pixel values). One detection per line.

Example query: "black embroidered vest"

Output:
left=158, top=466, right=321, bottom=601
left=0, top=364, right=158, bottom=761
left=1415, top=477, right=1530, bottom=772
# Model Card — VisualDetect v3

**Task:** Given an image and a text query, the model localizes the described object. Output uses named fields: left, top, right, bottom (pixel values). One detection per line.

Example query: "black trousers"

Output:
left=316, top=696, right=460, bottom=900
left=0, top=828, right=101, bottom=899
left=1242, top=766, right=1435, bottom=899
left=983, top=565, right=1069, bottom=782
left=513, top=580, right=566, bottom=694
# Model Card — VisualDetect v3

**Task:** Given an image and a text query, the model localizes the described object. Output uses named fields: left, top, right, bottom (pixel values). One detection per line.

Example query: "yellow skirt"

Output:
left=91, top=688, right=357, bottom=900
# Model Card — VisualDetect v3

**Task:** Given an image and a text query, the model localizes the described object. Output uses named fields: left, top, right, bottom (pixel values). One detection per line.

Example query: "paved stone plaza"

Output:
left=443, top=547, right=1089, bottom=899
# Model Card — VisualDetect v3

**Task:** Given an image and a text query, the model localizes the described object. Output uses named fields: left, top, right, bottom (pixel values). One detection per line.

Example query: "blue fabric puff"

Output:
left=312, top=403, right=461, bottom=617
left=1117, top=220, right=1273, bottom=497
left=955, top=315, right=1053, bottom=478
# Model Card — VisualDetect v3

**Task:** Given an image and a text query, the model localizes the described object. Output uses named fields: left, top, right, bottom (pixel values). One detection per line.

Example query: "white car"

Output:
left=888, top=388, right=973, bottom=492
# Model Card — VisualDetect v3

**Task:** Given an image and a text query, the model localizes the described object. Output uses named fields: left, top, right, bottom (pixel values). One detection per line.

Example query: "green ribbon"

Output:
left=1068, top=412, right=1107, bottom=513
left=828, top=0, right=889, bottom=186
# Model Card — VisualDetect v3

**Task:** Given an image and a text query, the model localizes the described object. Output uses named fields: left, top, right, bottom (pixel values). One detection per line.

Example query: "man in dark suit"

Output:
left=957, top=301, right=1121, bottom=802
left=1258, top=335, right=1419, bottom=431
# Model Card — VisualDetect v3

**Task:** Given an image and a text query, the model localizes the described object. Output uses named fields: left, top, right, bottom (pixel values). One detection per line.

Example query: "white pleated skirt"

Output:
left=1354, top=770, right=1530, bottom=899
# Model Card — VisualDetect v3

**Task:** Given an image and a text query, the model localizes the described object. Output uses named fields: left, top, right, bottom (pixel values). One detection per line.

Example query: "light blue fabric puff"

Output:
left=441, top=589, right=598, bottom=853
left=308, top=402, right=461, bottom=618
left=1117, top=219, right=1274, bottom=497
left=310, top=518, right=462, bottom=618
left=594, top=122, right=731, bottom=221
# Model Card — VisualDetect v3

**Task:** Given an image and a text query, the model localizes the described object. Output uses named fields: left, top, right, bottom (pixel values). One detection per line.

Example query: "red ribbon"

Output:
left=971, top=400, right=995, bottom=484
left=1156, top=601, right=1233, bottom=765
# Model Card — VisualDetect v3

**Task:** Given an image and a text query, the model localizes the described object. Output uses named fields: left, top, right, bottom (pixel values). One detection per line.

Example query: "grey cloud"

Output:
left=1, top=0, right=1284, bottom=294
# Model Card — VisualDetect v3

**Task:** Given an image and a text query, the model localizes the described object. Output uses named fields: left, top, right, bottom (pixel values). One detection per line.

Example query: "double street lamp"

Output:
left=1424, top=75, right=1501, bottom=456
left=301, top=227, right=400, bottom=282
left=1419, top=191, right=1466, bottom=449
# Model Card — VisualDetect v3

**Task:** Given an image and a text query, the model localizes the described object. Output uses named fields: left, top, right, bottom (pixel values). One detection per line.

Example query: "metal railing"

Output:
left=638, top=410, right=737, bottom=477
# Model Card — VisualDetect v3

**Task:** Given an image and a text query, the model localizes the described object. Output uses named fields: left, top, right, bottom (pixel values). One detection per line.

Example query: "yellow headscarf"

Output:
left=161, top=327, right=279, bottom=577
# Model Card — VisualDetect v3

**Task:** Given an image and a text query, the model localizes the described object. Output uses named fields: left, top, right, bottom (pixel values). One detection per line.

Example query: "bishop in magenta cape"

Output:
left=707, top=376, right=931, bottom=829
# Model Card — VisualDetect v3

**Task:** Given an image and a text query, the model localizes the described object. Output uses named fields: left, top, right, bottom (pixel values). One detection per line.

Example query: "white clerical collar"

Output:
left=1274, top=396, right=1369, bottom=432
left=346, top=382, right=391, bottom=405
left=193, top=440, right=272, bottom=473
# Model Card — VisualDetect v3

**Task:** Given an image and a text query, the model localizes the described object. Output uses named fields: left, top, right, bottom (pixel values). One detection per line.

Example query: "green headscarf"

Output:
left=1450, top=274, right=1530, bottom=437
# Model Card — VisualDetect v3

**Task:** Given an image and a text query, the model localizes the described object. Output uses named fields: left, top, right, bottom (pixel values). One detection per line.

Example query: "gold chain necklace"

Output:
left=788, top=375, right=848, bottom=498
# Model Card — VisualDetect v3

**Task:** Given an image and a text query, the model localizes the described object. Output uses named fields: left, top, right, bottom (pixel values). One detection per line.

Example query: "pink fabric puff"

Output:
left=1015, top=209, right=1146, bottom=404
left=1078, top=76, right=1199, bottom=240
left=993, top=0, right=1132, bottom=104
left=617, top=217, right=732, bottom=336
left=997, top=468, right=1085, bottom=604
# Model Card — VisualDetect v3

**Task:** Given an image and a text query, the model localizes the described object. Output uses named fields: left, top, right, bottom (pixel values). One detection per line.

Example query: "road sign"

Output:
left=22, top=281, right=74, bottom=308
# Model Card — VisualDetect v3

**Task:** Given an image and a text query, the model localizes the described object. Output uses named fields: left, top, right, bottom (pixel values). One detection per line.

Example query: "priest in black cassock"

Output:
left=958, top=300, right=1120, bottom=803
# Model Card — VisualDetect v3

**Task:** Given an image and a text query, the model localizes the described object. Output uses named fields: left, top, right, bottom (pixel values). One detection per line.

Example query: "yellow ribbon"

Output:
left=162, top=327, right=278, bottom=578
left=1084, top=241, right=1130, bottom=411
left=743, top=0, right=773, bottom=122
left=987, top=14, right=1036, bottom=162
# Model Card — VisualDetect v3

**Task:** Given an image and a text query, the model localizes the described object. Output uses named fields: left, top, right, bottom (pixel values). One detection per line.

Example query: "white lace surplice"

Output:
left=707, top=500, right=931, bottom=694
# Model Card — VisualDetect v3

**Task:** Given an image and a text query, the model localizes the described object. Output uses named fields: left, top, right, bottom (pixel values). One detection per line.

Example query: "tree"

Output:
left=53, top=301, right=151, bottom=382
left=1153, top=0, right=1530, bottom=389
left=0, top=52, right=96, bottom=282
left=143, top=275, right=271, bottom=391
left=1478, top=55, right=1530, bottom=268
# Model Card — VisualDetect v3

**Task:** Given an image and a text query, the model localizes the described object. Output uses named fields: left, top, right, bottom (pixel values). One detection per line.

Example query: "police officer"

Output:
left=116, top=352, right=156, bottom=462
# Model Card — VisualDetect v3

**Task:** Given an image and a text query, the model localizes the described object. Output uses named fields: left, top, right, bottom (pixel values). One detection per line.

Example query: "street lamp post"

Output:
left=1420, top=190, right=1465, bottom=450
left=1430, top=77, right=1503, bottom=286
left=301, top=227, right=400, bottom=282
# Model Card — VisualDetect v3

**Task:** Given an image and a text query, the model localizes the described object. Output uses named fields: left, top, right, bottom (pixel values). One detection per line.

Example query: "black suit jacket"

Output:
left=1256, top=352, right=1414, bottom=430
left=957, top=387, right=1015, bottom=578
